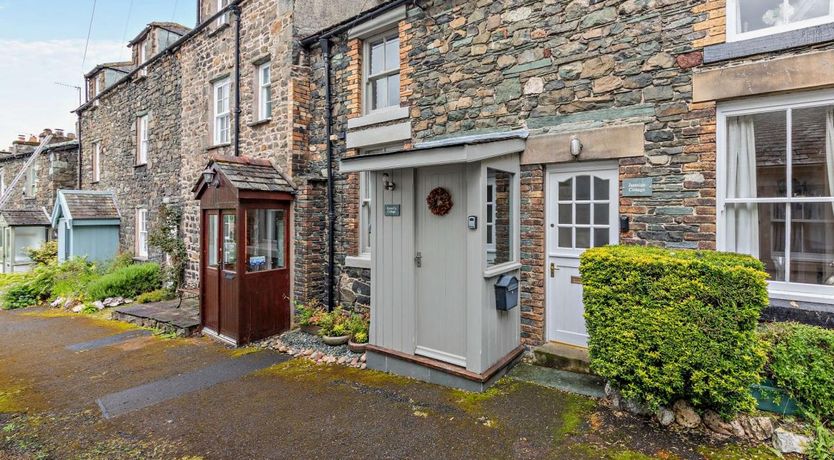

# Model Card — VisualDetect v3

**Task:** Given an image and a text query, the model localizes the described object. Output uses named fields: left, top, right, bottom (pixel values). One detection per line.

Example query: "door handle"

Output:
left=550, top=262, right=557, bottom=278
left=415, top=252, right=422, bottom=268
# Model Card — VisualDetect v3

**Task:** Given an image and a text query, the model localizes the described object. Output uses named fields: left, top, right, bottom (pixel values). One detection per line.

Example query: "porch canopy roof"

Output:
left=192, top=155, right=296, bottom=199
left=50, top=190, right=121, bottom=227
left=339, top=130, right=528, bottom=173
left=0, top=209, right=50, bottom=227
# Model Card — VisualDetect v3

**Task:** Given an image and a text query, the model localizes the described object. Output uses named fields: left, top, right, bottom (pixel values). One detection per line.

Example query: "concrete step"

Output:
left=508, top=363, right=605, bottom=398
left=532, top=342, right=592, bottom=375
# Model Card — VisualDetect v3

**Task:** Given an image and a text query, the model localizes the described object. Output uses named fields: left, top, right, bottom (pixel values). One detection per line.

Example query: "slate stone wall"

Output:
left=0, top=141, right=79, bottom=215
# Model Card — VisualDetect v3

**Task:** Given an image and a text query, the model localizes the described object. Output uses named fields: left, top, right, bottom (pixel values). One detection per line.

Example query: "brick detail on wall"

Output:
left=346, top=39, right=362, bottom=120
left=693, top=0, right=726, bottom=48
left=519, top=165, right=544, bottom=345
left=399, top=19, right=414, bottom=104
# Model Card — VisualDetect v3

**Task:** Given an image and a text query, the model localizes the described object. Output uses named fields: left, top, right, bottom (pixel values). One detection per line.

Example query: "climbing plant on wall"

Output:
left=149, top=203, right=187, bottom=293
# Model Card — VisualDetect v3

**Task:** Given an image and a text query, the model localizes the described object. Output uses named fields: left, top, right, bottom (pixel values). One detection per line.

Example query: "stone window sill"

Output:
left=347, top=106, right=409, bottom=130
left=704, top=23, right=834, bottom=63
left=248, top=118, right=271, bottom=128
left=133, top=256, right=149, bottom=262
left=208, top=22, right=230, bottom=38
left=134, top=163, right=147, bottom=169
left=483, top=261, right=522, bottom=279
left=206, top=143, right=231, bottom=152
left=345, top=255, right=371, bottom=269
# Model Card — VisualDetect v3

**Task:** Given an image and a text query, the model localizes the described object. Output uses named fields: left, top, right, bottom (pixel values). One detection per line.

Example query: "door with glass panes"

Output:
left=546, top=163, right=619, bottom=347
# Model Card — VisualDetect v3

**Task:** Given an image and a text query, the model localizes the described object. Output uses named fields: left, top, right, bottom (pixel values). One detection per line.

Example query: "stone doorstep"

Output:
left=112, top=300, right=201, bottom=337
left=532, top=341, right=592, bottom=375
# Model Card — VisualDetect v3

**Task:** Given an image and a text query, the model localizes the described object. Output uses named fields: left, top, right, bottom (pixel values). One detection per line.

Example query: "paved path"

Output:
left=0, top=308, right=776, bottom=460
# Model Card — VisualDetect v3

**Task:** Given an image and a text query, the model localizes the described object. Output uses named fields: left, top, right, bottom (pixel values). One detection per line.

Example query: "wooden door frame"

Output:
left=200, top=209, right=222, bottom=336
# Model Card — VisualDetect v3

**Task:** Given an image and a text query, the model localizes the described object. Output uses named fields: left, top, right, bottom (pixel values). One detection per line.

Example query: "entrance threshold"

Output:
left=532, top=341, right=592, bottom=375
left=202, top=327, right=238, bottom=347
left=366, top=344, right=525, bottom=392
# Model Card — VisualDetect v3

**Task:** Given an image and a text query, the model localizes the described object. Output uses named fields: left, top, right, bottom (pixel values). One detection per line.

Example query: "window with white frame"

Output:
left=257, top=62, right=272, bottom=121
left=727, top=0, right=834, bottom=41
left=92, top=142, right=101, bottom=182
left=136, top=208, right=149, bottom=258
left=217, top=0, right=230, bottom=26
left=213, top=78, right=231, bottom=145
left=486, top=168, right=515, bottom=267
left=718, top=91, right=834, bottom=301
left=364, top=30, right=400, bottom=113
left=359, top=172, right=372, bottom=256
left=486, top=175, right=497, bottom=264
left=137, top=114, right=149, bottom=165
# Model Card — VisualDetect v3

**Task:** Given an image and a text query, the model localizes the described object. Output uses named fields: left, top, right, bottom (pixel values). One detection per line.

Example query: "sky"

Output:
left=0, top=0, right=196, bottom=148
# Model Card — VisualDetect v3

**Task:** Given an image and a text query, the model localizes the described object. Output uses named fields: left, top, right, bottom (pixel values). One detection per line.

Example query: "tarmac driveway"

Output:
left=0, top=308, right=778, bottom=459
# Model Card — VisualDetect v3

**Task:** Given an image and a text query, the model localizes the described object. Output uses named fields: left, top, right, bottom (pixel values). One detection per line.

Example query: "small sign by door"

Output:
left=623, top=178, right=653, bottom=197
left=384, top=204, right=401, bottom=217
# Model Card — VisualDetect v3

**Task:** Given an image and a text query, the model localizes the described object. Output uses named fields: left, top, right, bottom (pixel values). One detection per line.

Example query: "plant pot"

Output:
left=750, top=379, right=801, bottom=416
left=300, top=325, right=320, bottom=335
left=348, top=340, right=368, bottom=353
left=322, top=334, right=351, bottom=346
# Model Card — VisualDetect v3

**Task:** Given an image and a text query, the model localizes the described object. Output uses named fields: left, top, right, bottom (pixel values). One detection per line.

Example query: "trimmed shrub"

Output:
left=136, top=288, right=175, bottom=304
left=580, top=245, right=769, bottom=416
left=761, top=322, right=834, bottom=420
left=27, top=241, right=58, bottom=266
left=85, top=263, right=162, bottom=300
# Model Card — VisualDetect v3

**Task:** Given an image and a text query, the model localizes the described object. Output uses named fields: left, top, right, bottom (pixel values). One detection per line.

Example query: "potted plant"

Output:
left=347, top=312, right=369, bottom=353
left=295, top=301, right=325, bottom=335
left=319, top=307, right=351, bottom=346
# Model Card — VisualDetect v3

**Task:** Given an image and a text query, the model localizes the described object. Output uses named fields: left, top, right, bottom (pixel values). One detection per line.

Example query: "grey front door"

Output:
left=414, top=164, right=467, bottom=367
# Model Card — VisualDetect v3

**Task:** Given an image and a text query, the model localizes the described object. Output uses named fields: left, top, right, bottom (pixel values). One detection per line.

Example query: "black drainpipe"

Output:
left=232, top=4, right=242, bottom=157
left=76, top=112, right=83, bottom=189
left=321, top=37, right=336, bottom=312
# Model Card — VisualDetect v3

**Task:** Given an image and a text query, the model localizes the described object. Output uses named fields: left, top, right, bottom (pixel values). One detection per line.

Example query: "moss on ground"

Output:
left=698, top=444, right=782, bottom=459
left=553, top=394, right=596, bottom=442
left=448, top=378, right=519, bottom=414
left=257, top=358, right=413, bottom=389
left=567, top=443, right=670, bottom=459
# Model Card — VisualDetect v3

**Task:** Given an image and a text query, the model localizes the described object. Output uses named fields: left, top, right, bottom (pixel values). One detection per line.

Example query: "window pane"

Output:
left=223, top=214, right=236, bottom=271
left=558, top=204, right=571, bottom=225
left=727, top=111, right=787, bottom=198
left=486, top=184, right=494, bottom=202
left=792, top=106, right=834, bottom=198
left=372, top=76, right=387, bottom=110
left=246, top=209, right=285, bottom=272
left=387, top=73, right=400, bottom=109
left=790, top=0, right=831, bottom=21
left=594, top=203, right=610, bottom=225
left=558, top=227, right=572, bottom=248
left=558, top=178, right=572, bottom=201
left=487, top=169, right=514, bottom=267
left=727, top=202, right=786, bottom=281
left=594, top=228, right=609, bottom=246
left=14, top=227, right=43, bottom=263
left=594, top=176, right=610, bottom=200
left=385, top=37, right=400, bottom=71
left=486, top=204, right=494, bottom=223
left=576, top=175, right=591, bottom=200
left=370, top=40, right=384, bottom=75
left=790, top=202, right=834, bottom=285
left=576, top=228, right=590, bottom=248
left=738, top=0, right=783, bottom=33
left=208, top=215, right=219, bottom=267
left=576, top=204, right=590, bottom=225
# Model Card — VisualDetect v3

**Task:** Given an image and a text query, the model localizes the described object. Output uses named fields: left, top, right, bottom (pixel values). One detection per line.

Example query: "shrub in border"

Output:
left=580, top=245, right=769, bottom=416
left=85, top=262, right=162, bottom=300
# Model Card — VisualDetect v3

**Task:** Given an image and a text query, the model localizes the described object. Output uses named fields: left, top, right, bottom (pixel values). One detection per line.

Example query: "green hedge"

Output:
left=580, top=245, right=769, bottom=416
left=761, top=322, right=834, bottom=420
left=85, top=263, right=162, bottom=300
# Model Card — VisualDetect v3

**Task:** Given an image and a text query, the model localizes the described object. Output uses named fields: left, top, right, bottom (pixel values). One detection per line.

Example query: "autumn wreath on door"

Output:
left=426, top=187, right=453, bottom=216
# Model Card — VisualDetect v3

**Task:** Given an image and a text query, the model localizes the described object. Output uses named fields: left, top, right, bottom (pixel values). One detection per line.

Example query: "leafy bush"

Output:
left=2, top=282, right=40, bottom=310
left=27, top=241, right=57, bottom=266
left=295, top=301, right=326, bottom=327
left=761, top=322, right=834, bottom=420
left=580, top=245, right=769, bottom=416
left=85, top=262, right=162, bottom=300
left=347, top=312, right=369, bottom=343
left=136, top=288, right=175, bottom=304
left=50, top=258, right=97, bottom=300
left=317, top=307, right=352, bottom=337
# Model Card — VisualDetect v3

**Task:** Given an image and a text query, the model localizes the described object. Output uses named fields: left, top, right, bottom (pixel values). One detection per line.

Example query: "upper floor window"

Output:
left=717, top=91, right=834, bottom=302
left=24, top=163, right=37, bottom=198
left=364, top=30, right=400, bottom=113
left=137, top=114, right=149, bottom=165
left=92, top=142, right=101, bottom=183
left=257, top=62, right=272, bottom=121
left=728, top=0, right=834, bottom=41
left=138, top=40, right=149, bottom=77
left=213, top=78, right=231, bottom=145
left=136, top=208, right=149, bottom=258
left=217, top=0, right=230, bottom=26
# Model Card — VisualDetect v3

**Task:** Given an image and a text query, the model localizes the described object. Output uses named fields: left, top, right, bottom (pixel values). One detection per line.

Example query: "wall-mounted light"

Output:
left=570, top=135, right=583, bottom=158
left=202, top=167, right=218, bottom=188
left=383, top=173, right=396, bottom=191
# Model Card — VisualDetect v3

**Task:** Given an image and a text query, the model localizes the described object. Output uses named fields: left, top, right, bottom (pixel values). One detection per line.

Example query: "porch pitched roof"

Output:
left=51, top=190, right=121, bottom=226
left=192, top=156, right=297, bottom=197
left=0, top=209, right=50, bottom=226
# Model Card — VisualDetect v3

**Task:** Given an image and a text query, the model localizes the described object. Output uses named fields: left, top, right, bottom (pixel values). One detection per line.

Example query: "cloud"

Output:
left=0, top=39, right=125, bottom=148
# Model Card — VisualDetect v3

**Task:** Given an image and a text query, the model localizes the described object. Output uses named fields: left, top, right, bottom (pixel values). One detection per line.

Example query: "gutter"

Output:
left=74, top=0, right=243, bottom=114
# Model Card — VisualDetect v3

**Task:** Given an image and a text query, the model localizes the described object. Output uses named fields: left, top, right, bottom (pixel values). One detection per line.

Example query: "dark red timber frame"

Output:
left=199, top=172, right=293, bottom=345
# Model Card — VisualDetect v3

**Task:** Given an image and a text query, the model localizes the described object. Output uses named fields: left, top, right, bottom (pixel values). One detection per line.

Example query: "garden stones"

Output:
left=772, top=428, right=810, bottom=454
left=702, top=410, right=734, bottom=437
left=672, top=400, right=701, bottom=428
left=655, top=407, right=675, bottom=427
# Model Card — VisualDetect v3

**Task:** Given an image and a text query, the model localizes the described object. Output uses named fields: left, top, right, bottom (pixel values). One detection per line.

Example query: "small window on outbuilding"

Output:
left=486, top=168, right=514, bottom=268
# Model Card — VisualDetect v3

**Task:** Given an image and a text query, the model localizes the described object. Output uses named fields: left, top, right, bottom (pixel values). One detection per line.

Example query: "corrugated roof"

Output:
left=60, top=191, right=121, bottom=220
left=0, top=209, right=50, bottom=226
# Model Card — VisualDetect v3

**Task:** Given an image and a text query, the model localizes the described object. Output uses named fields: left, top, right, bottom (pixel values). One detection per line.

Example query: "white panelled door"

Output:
left=546, top=163, right=619, bottom=347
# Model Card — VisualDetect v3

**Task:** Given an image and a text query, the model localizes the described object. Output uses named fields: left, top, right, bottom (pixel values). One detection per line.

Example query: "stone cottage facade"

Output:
left=302, top=0, right=834, bottom=360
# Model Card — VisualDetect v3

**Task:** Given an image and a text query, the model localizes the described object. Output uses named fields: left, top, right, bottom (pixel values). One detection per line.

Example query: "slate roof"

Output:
left=59, top=191, right=121, bottom=220
left=129, top=22, right=192, bottom=45
left=195, top=156, right=296, bottom=194
left=84, top=61, right=134, bottom=78
left=0, top=209, right=50, bottom=226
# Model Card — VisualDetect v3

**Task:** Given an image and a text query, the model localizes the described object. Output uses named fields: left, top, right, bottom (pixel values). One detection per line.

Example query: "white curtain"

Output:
left=826, top=109, right=834, bottom=212
left=726, top=116, right=760, bottom=257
